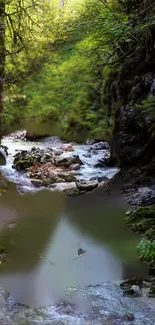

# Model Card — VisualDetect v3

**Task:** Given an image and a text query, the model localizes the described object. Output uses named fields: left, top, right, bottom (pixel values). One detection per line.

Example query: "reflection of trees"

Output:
left=65, top=187, right=145, bottom=272
left=0, top=189, right=64, bottom=273
left=66, top=185, right=131, bottom=244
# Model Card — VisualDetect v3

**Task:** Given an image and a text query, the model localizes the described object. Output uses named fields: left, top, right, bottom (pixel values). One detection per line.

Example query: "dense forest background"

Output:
left=1, top=0, right=154, bottom=141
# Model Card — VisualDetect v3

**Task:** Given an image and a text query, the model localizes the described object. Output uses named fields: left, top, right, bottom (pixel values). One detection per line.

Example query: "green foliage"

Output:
left=135, top=96, right=155, bottom=111
left=125, top=207, right=155, bottom=241
left=134, top=96, right=155, bottom=138
left=3, top=0, right=155, bottom=139
left=137, top=238, right=155, bottom=269
left=0, top=246, right=6, bottom=254
left=4, top=0, right=128, bottom=137
left=125, top=207, right=155, bottom=268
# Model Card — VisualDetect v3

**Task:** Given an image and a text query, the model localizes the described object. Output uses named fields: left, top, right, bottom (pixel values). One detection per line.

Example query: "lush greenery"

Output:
left=137, top=238, right=155, bottom=270
left=5, top=0, right=155, bottom=140
left=125, top=207, right=155, bottom=269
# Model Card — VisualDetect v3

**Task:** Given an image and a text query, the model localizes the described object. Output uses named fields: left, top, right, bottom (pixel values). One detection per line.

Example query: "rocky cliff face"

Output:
left=104, top=15, right=155, bottom=203
left=102, top=2, right=155, bottom=260
left=108, top=72, right=155, bottom=206
left=105, top=0, right=155, bottom=175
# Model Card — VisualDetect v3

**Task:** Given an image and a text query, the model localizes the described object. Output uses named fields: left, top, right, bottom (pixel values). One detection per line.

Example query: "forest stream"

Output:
left=0, top=134, right=154, bottom=325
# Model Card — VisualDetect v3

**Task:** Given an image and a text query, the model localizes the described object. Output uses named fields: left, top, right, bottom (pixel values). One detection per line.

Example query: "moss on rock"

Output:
left=125, top=206, right=155, bottom=241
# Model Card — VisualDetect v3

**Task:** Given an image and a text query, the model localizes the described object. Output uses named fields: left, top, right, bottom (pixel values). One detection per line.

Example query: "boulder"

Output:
left=31, top=179, right=43, bottom=187
left=50, top=182, right=79, bottom=195
left=52, top=148, right=63, bottom=155
left=55, top=153, right=82, bottom=167
left=57, top=172, right=76, bottom=182
left=28, top=163, right=78, bottom=187
left=59, top=144, right=74, bottom=152
left=98, top=180, right=109, bottom=190
left=89, top=141, right=109, bottom=151
left=98, top=176, right=109, bottom=182
left=76, top=179, right=98, bottom=192
left=0, top=145, right=8, bottom=156
left=94, top=159, right=106, bottom=168
left=69, top=163, right=81, bottom=171
left=13, top=148, right=54, bottom=171
left=85, top=139, right=95, bottom=145
left=25, top=132, right=48, bottom=141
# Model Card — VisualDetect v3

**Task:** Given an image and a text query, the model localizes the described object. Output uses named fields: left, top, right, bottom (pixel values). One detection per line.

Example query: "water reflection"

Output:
left=0, top=185, right=148, bottom=307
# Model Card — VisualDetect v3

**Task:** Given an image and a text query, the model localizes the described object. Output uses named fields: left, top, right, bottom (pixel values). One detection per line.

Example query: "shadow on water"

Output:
left=0, top=175, right=148, bottom=307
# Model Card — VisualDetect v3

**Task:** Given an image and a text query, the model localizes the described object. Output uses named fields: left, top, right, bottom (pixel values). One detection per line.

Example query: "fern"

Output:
left=137, top=238, right=155, bottom=269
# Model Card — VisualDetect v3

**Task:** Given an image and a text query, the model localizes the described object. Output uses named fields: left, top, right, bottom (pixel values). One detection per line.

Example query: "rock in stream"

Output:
left=0, top=282, right=155, bottom=325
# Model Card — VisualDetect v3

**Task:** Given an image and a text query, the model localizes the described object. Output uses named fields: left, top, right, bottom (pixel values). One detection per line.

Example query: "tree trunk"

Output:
left=0, top=1, right=5, bottom=138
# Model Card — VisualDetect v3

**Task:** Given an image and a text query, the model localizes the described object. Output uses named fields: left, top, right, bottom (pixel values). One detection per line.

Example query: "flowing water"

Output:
left=0, top=135, right=148, bottom=311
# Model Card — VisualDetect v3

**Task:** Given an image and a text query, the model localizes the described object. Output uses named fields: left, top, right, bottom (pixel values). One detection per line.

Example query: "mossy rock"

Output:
left=148, top=286, right=155, bottom=297
left=120, top=277, right=143, bottom=290
left=125, top=206, right=155, bottom=240
left=15, top=158, right=34, bottom=170
left=0, top=246, right=7, bottom=254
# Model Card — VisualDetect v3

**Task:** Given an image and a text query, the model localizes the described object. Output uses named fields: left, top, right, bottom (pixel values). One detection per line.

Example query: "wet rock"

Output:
left=31, top=179, right=43, bottom=187
left=97, top=180, right=109, bottom=190
left=59, top=144, right=74, bottom=152
left=50, top=182, right=79, bottom=196
left=69, top=164, right=81, bottom=171
left=83, top=153, right=91, bottom=158
left=148, top=286, right=155, bottom=297
left=89, top=141, right=109, bottom=151
left=94, top=158, right=106, bottom=168
left=131, top=284, right=142, bottom=297
left=78, top=248, right=86, bottom=256
left=55, top=153, right=82, bottom=168
left=0, top=145, right=8, bottom=156
left=120, top=278, right=143, bottom=291
left=52, top=148, right=63, bottom=155
left=57, top=172, right=76, bottom=182
left=121, top=278, right=143, bottom=297
left=0, top=282, right=155, bottom=324
left=13, top=148, right=54, bottom=171
left=85, top=139, right=95, bottom=145
left=125, top=186, right=155, bottom=206
left=76, top=179, right=98, bottom=192
left=98, top=176, right=109, bottom=182
left=25, top=132, right=48, bottom=141
left=90, top=176, right=98, bottom=181
left=104, top=154, right=118, bottom=167
left=123, top=285, right=142, bottom=297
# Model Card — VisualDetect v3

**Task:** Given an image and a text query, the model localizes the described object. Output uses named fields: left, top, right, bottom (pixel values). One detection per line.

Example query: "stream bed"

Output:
left=0, top=134, right=154, bottom=324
